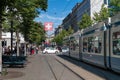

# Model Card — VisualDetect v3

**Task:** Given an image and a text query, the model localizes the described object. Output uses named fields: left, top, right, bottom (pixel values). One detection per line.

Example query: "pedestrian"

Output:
left=36, top=47, right=39, bottom=54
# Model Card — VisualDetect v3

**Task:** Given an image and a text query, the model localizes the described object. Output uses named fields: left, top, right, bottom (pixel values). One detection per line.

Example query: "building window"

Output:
left=104, top=0, right=110, bottom=5
left=104, top=0, right=107, bottom=4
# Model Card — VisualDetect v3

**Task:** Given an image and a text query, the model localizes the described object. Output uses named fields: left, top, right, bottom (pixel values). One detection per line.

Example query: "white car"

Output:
left=43, top=47, right=59, bottom=54
left=62, top=47, right=69, bottom=53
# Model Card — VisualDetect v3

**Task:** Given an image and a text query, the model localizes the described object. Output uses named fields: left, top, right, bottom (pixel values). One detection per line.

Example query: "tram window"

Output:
left=63, top=40, right=69, bottom=48
left=70, top=41, right=73, bottom=50
left=94, top=36, right=102, bottom=53
left=70, top=39, right=78, bottom=51
left=98, top=42, right=102, bottom=53
left=83, top=38, right=88, bottom=52
left=88, top=37, right=94, bottom=52
left=112, top=32, right=120, bottom=55
left=83, top=35, right=102, bottom=53
left=87, top=36, right=102, bottom=53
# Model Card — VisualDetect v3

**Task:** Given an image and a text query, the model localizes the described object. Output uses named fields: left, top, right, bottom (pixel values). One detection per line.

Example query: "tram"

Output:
left=62, top=13, right=120, bottom=73
left=62, top=36, right=70, bottom=56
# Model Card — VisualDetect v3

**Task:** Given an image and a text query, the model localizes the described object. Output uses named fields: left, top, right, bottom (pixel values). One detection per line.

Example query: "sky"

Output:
left=34, top=0, right=83, bottom=36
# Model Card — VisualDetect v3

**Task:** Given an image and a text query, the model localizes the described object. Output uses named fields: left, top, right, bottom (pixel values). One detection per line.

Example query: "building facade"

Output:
left=54, top=25, right=63, bottom=36
left=2, top=32, right=25, bottom=47
left=62, top=0, right=110, bottom=32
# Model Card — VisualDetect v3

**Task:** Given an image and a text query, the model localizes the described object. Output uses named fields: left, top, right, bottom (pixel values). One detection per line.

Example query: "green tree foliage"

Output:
left=0, top=0, right=48, bottom=44
left=53, top=34, right=63, bottom=45
left=93, top=12, right=101, bottom=22
left=13, top=0, right=47, bottom=42
left=93, top=4, right=109, bottom=22
left=100, top=5, right=109, bottom=20
left=110, top=0, right=120, bottom=15
left=78, top=13, right=93, bottom=29
left=53, top=27, right=73, bottom=45
left=68, top=26, right=74, bottom=35
left=28, top=22, right=45, bottom=44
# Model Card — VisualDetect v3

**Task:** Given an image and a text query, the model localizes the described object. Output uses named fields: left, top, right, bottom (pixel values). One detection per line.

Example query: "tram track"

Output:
left=55, top=57, right=84, bottom=80
left=43, top=54, right=83, bottom=80
left=44, top=55, right=58, bottom=80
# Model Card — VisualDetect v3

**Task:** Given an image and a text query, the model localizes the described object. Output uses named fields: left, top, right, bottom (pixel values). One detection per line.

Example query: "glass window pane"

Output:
left=112, top=32, right=120, bottom=55
left=83, top=35, right=102, bottom=54
left=83, top=38, right=88, bottom=52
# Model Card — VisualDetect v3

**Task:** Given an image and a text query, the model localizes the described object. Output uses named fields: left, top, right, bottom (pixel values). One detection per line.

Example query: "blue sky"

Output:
left=34, top=0, right=83, bottom=35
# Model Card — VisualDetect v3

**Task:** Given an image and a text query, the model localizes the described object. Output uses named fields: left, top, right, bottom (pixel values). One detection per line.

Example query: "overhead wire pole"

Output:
left=0, top=16, right=2, bottom=73
left=10, top=7, right=13, bottom=56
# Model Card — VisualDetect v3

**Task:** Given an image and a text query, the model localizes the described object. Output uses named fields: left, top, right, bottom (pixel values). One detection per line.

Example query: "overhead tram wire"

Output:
left=50, top=0, right=73, bottom=31
left=62, top=0, right=73, bottom=13
left=58, top=0, right=73, bottom=19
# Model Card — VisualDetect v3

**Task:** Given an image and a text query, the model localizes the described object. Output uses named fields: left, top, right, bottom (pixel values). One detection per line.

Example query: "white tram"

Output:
left=63, top=13, right=120, bottom=73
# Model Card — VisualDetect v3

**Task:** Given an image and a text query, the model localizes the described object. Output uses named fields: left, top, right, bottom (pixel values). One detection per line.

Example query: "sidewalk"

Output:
left=55, top=55, right=105, bottom=80
left=55, top=55, right=120, bottom=80
left=0, top=54, right=40, bottom=80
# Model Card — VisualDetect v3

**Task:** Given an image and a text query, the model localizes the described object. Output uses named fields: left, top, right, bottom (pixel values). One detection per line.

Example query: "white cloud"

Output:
left=38, top=14, right=64, bottom=21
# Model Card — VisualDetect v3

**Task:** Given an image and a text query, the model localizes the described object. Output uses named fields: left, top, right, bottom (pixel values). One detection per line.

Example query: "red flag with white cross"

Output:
left=44, top=22, right=53, bottom=31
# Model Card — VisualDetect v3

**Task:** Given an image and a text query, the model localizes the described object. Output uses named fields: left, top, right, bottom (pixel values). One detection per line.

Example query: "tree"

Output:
left=1, top=0, right=47, bottom=56
left=93, top=4, right=109, bottom=22
left=110, top=0, right=120, bottom=15
left=68, top=26, right=74, bottom=35
left=100, top=5, right=109, bottom=20
left=13, top=0, right=47, bottom=41
left=78, top=13, right=93, bottom=29
left=2, top=0, right=48, bottom=42
left=93, top=12, right=101, bottom=22
left=27, top=22, right=45, bottom=44
left=0, top=0, right=47, bottom=72
left=52, top=26, right=74, bottom=46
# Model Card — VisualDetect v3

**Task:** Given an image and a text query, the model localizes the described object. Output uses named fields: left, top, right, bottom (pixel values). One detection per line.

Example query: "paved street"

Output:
left=0, top=53, right=82, bottom=80
left=1, top=0, right=120, bottom=80
left=0, top=53, right=120, bottom=80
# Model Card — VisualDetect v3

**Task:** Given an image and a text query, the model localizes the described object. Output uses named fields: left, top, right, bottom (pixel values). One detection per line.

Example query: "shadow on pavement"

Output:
left=57, top=54, right=120, bottom=80
left=1, top=71, right=25, bottom=79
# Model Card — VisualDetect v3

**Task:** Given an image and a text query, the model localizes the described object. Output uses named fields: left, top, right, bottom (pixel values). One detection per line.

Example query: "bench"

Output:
left=2, top=56, right=27, bottom=67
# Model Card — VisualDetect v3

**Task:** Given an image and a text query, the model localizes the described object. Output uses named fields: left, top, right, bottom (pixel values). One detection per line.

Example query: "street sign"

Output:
left=44, top=22, right=53, bottom=31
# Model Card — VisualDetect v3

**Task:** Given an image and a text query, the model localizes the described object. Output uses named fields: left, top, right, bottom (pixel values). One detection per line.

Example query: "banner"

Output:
left=44, top=22, right=53, bottom=31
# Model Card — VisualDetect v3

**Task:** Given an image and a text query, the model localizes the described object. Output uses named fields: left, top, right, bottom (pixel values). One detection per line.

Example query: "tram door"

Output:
left=70, top=35, right=80, bottom=60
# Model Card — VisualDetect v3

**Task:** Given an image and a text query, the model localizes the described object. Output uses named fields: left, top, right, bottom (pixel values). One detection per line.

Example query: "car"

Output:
left=61, top=47, right=69, bottom=53
left=42, top=47, right=59, bottom=54
left=56, top=46, right=62, bottom=52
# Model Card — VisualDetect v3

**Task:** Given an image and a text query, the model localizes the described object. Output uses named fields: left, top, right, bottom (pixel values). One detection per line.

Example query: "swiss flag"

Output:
left=44, top=22, right=53, bottom=31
